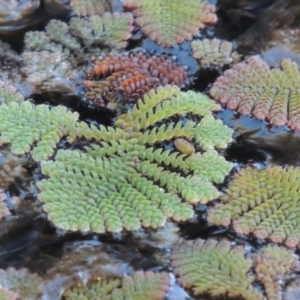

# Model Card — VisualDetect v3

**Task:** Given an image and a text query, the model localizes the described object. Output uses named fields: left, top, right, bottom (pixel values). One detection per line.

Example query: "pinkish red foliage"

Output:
left=84, top=50, right=189, bottom=107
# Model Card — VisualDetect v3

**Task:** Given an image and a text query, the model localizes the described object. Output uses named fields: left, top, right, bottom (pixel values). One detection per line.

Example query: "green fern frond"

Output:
left=171, top=239, right=264, bottom=300
left=37, top=86, right=233, bottom=233
left=124, top=0, right=217, bottom=47
left=193, top=114, right=234, bottom=150
left=137, top=121, right=195, bottom=145
left=0, top=102, right=79, bottom=161
left=208, top=166, right=300, bottom=248
left=38, top=149, right=197, bottom=232
left=116, top=85, right=221, bottom=131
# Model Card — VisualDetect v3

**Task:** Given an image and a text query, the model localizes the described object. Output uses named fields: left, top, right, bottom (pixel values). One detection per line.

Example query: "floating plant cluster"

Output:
left=70, top=0, right=112, bottom=16
left=124, top=0, right=217, bottom=47
left=37, top=85, right=233, bottom=233
left=208, top=166, right=300, bottom=249
left=191, top=38, right=241, bottom=68
left=210, top=56, right=300, bottom=130
left=1, top=0, right=300, bottom=299
left=171, top=239, right=298, bottom=300
left=84, top=50, right=189, bottom=106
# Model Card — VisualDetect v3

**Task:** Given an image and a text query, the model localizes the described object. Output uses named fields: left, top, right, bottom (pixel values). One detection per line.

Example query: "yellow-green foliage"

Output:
left=191, top=38, right=240, bottom=68
left=38, top=85, right=233, bottom=233
left=208, top=166, right=300, bottom=249
left=70, top=0, right=111, bottom=16
left=171, top=239, right=299, bottom=299
left=254, top=245, right=298, bottom=300
left=0, top=82, right=24, bottom=104
left=0, top=102, right=80, bottom=161
left=63, top=271, right=170, bottom=300
left=124, top=0, right=217, bottom=47
left=171, top=239, right=264, bottom=300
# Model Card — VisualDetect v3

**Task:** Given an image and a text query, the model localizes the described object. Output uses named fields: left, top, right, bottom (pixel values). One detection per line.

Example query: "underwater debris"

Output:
left=0, top=41, right=20, bottom=62
left=84, top=50, right=189, bottom=107
left=210, top=56, right=300, bottom=130
left=254, top=245, right=298, bottom=300
left=0, top=43, right=22, bottom=92
left=0, top=0, right=39, bottom=28
left=0, top=267, right=43, bottom=300
left=70, top=0, right=112, bottom=16
left=37, top=85, right=233, bottom=233
left=0, top=154, right=28, bottom=190
left=63, top=271, right=170, bottom=300
left=208, top=166, right=300, bottom=248
left=174, top=138, right=195, bottom=156
left=171, top=238, right=264, bottom=300
left=0, top=193, right=10, bottom=220
left=41, top=240, right=132, bottom=298
left=284, top=278, right=300, bottom=300
left=124, top=0, right=217, bottom=47
left=0, top=0, right=69, bottom=36
left=191, top=38, right=241, bottom=68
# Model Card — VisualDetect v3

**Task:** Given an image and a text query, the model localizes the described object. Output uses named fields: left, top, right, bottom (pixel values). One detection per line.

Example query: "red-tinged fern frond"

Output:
left=84, top=50, right=189, bottom=107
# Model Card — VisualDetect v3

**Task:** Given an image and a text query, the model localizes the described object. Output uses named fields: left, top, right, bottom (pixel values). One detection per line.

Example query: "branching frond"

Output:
left=171, top=239, right=264, bottom=300
left=208, top=166, right=300, bottom=248
left=37, top=86, right=233, bottom=233
left=124, top=0, right=217, bottom=47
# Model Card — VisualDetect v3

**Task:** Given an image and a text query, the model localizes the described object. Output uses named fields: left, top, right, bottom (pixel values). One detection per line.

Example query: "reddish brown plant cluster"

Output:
left=84, top=50, right=189, bottom=107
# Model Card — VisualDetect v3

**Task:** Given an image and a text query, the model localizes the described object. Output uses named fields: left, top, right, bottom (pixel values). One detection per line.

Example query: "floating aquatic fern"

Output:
left=85, top=50, right=188, bottom=107
left=171, top=239, right=298, bottom=299
left=25, top=13, right=133, bottom=52
left=171, top=239, right=264, bottom=300
left=254, top=245, right=298, bottom=300
left=0, top=193, right=9, bottom=220
left=0, top=268, right=43, bottom=300
left=69, top=13, right=134, bottom=49
left=0, top=102, right=80, bottom=161
left=70, top=0, right=112, bottom=16
left=191, top=38, right=240, bottom=68
left=37, top=85, right=233, bottom=233
left=208, top=166, right=300, bottom=248
left=63, top=271, right=170, bottom=300
left=0, top=81, right=24, bottom=104
left=124, top=0, right=217, bottom=47
left=210, top=56, right=300, bottom=130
